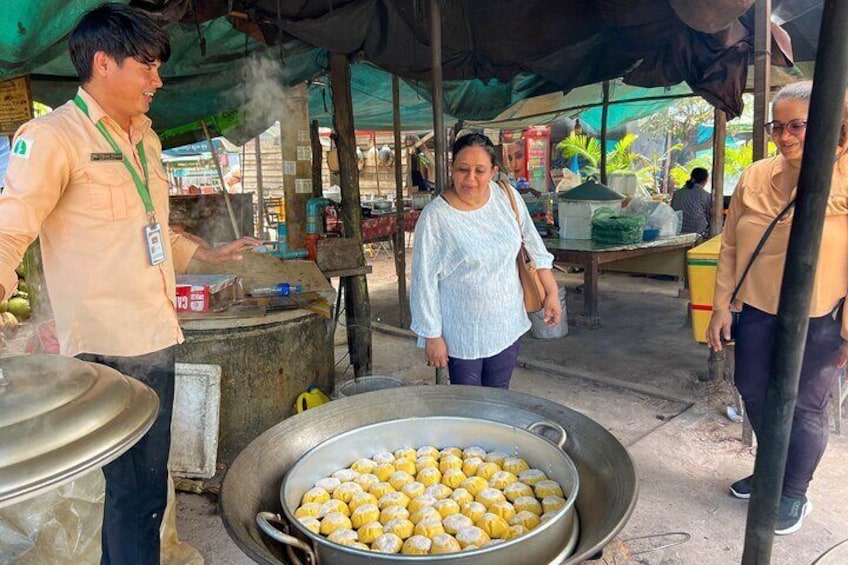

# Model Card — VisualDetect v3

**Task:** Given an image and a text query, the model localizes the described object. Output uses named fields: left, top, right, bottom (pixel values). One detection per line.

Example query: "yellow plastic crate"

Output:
left=687, top=235, right=722, bottom=343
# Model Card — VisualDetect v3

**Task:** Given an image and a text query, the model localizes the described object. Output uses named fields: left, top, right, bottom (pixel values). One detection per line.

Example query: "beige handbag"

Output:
left=499, top=181, right=546, bottom=312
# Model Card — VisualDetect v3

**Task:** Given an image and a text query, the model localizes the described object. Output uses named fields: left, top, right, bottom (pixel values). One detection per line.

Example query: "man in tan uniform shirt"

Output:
left=0, top=5, right=258, bottom=563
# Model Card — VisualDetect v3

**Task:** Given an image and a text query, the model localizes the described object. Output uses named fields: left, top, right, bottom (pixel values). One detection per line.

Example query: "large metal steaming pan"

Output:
left=221, top=385, right=638, bottom=564
left=267, top=417, right=579, bottom=564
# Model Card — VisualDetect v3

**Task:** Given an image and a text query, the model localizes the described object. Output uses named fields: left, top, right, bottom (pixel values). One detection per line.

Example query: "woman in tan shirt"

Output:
left=707, top=81, right=848, bottom=535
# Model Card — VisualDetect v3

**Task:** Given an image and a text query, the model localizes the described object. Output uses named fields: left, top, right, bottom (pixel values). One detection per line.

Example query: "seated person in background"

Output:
left=670, top=167, right=711, bottom=238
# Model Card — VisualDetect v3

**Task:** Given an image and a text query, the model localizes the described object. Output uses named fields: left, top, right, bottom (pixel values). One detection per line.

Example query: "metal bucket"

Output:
left=336, top=375, right=404, bottom=398
left=220, top=385, right=638, bottom=565
left=262, top=417, right=579, bottom=564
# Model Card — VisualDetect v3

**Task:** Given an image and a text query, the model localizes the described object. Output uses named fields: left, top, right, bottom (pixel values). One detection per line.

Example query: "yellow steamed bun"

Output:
left=378, top=491, right=410, bottom=510
left=351, top=503, right=380, bottom=528
left=394, top=447, right=417, bottom=461
left=301, top=487, right=330, bottom=505
left=416, top=467, right=442, bottom=487
left=460, top=476, right=489, bottom=497
left=401, top=481, right=426, bottom=500
left=442, top=468, right=467, bottom=489
left=408, top=494, right=436, bottom=514
left=442, top=513, right=474, bottom=535
left=477, top=512, right=511, bottom=539
left=409, top=506, right=441, bottom=525
left=483, top=452, right=508, bottom=466
left=439, top=447, right=463, bottom=459
left=423, top=483, right=453, bottom=500
left=543, top=495, right=566, bottom=514
left=388, top=471, right=414, bottom=491
left=534, top=480, right=564, bottom=498
left=297, top=516, right=321, bottom=534
left=320, top=499, right=350, bottom=517
left=374, top=463, right=396, bottom=482
left=505, top=524, right=527, bottom=540
left=509, top=510, right=541, bottom=530
left=357, top=520, right=384, bottom=544
left=348, top=541, right=370, bottom=550
left=430, top=533, right=462, bottom=554
left=383, top=518, right=414, bottom=540
left=502, top=457, right=529, bottom=475
left=488, top=470, right=518, bottom=490
left=450, top=488, right=473, bottom=506
left=372, top=451, right=395, bottom=465
left=351, top=458, right=377, bottom=474
left=401, top=534, right=432, bottom=555
left=488, top=500, right=516, bottom=521
left=462, top=446, right=487, bottom=459
left=415, top=456, right=438, bottom=472
left=460, top=501, right=487, bottom=523
left=315, top=477, right=341, bottom=493
left=461, top=457, right=483, bottom=477
left=439, top=454, right=463, bottom=473
left=503, top=481, right=534, bottom=502
left=332, top=468, right=360, bottom=482
left=476, top=487, right=506, bottom=509
left=416, top=446, right=439, bottom=459
left=455, top=526, right=491, bottom=548
left=369, top=482, right=395, bottom=499
left=371, top=532, right=403, bottom=553
left=433, top=498, right=461, bottom=518
left=414, top=517, right=445, bottom=538
left=394, top=458, right=417, bottom=475
left=514, top=496, right=543, bottom=515
left=475, top=462, right=501, bottom=480
left=354, top=473, right=380, bottom=491
left=517, top=469, right=547, bottom=486
left=379, top=505, right=410, bottom=525
left=332, top=482, right=363, bottom=503
left=294, top=502, right=322, bottom=519
left=328, top=528, right=358, bottom=545
left=348, top=491, right=378, bottom=512
left=319, top=511, right=352, bottom=535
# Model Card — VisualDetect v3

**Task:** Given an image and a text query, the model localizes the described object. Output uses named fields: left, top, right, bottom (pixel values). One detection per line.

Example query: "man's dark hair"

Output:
left=689, top=167, right=709, bottom=185
left=69, top=3, right=170, bottom=83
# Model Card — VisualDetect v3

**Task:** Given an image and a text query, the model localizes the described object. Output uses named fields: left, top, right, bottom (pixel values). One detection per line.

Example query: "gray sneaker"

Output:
left=775, top=495, right=812, bottom=535
left=729, top=475, right=753, bottom=499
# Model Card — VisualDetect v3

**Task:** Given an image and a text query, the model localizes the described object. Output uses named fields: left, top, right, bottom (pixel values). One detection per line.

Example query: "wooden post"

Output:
left=280, top=82, right=312, bottom=250
left=253, top=135, right=266, bottom=240
left=752, top=0, right=772, bottom=162
left=330, top=52, right=372, bottom=377
left=599, top=80, right=610, bottom=186
left=393, top=75, right=411, bottom=328
left=373, top=131, right=382, bottom=197
left=310, top=119, right=323, bottom=198
left=711, top=108, right=727, bottom=237
left=429, top=0, right=449, bottom=385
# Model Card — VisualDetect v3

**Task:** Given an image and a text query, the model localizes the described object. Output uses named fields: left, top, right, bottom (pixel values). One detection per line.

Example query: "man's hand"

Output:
left=192, top=237, right=262, bottom=265
left=424, top=337, right=449, bottom=368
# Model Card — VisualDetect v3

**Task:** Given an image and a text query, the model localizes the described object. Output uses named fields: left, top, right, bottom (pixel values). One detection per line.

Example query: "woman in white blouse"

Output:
left=410, top=133, right=561, bottom=388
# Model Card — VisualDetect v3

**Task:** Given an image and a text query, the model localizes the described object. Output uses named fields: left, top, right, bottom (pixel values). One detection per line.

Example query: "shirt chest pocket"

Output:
left=71, top=163, right=141, bottom=221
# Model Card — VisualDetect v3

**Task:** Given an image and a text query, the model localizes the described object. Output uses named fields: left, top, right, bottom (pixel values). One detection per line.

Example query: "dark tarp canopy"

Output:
left=0, top=0, right=824, bottom=147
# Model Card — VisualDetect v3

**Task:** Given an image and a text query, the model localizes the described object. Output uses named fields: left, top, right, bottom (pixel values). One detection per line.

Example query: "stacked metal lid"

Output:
left=0, top=354, right=158, bottom=508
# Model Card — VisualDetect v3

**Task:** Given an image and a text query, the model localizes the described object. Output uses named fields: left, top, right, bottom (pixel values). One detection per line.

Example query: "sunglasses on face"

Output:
left=765, top=119, right=807, bottom=136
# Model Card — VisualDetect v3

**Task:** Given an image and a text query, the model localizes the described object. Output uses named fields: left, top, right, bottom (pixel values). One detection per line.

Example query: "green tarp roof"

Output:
left=0, top=1, right=823, bottom=147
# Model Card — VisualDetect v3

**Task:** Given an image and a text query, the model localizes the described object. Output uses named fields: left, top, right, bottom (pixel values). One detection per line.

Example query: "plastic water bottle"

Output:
left=250, top=283, right=302, bottom=297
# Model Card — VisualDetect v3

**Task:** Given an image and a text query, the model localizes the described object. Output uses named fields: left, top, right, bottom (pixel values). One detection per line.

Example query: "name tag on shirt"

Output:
left=90, top=152, right=124, bottom=161
left=143, top=223, right=166, bottom=266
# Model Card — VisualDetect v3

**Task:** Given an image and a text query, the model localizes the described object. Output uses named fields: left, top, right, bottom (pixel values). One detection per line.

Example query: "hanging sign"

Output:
left=0, top=76, right=34, bottom=136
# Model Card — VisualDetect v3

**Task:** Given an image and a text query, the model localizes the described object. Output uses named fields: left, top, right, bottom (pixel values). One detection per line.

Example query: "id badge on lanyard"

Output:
left=144, top=221, right=166, bottom=266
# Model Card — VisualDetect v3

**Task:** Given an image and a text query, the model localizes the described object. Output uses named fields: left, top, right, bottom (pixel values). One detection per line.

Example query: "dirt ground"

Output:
left=173, top=252, right=848, bottom=564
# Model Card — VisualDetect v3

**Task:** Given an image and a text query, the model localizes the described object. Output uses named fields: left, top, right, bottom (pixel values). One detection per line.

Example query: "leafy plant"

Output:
left=556, top=132, right=646, bottom=179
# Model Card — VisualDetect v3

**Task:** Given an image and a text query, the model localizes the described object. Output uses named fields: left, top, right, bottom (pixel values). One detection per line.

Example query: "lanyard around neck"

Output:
left=73, top=94, right=155, bottom=219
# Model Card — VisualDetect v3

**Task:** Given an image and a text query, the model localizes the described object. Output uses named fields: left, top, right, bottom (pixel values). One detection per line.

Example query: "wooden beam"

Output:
left=429, top=0, right=447, bottom=195
left=254, top=135, right=266, bottom=239
left=600, top=80, right=610, bottom=185
left=711, top=108, right=727, bottom=237
left=329, top=51, right=372, bottom=377
left=393, top=74, right=411, bottom=328
left=752, top=0, right=772, bottom=161
left=310, top=119, right=323, bottom=198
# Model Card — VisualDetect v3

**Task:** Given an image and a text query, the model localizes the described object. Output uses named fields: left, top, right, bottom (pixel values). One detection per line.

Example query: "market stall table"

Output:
left=545, top=233, right=699, bottom=328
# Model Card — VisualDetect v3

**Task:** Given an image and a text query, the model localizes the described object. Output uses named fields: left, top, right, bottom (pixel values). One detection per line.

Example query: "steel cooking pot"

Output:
left=257, top=417, right=580, bottom=565
left=220, top=385, right=637, bottom=565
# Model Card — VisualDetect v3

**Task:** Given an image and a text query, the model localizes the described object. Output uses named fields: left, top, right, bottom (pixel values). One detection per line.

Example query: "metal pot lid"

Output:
left=0, top=354, right=159, bottom=508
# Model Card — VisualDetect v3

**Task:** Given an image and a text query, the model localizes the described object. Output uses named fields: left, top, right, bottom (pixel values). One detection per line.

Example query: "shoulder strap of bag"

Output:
left=730, top=198, right=795, bottom=304
left=498, top=180, right=525, bottom=243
